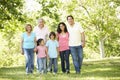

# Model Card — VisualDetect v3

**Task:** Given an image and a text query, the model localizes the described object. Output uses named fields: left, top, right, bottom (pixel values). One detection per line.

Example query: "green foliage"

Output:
left=0, top=0, right=120, bottom=66
left=36, top=0, right=61, bottom=31
left=68, top=0, right=120, bottom=58
left=0, top=0, right=25, bottom=67
left=0, top=0, right=25, bottom=29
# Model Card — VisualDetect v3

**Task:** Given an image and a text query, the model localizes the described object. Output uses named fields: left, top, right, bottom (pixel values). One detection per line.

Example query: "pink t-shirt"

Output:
left=58, top=32, right=69, bottom=51
left=36, top=46, right=46, bottom=58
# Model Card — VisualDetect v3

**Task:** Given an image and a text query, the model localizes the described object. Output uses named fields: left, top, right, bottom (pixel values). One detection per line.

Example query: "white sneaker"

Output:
left=41, top=70, right=44, bottom=74
left=47, top=68, right=50, bottom=72
left=53, top=72, right=56, bottom=75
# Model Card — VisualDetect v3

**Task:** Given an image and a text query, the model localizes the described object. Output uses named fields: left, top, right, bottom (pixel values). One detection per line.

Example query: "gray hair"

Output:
left=37, top=18, right=45, bottom=23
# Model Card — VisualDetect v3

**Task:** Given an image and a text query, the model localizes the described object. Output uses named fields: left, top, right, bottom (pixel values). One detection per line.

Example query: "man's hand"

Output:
left=81, top=42, right=85, bottom=48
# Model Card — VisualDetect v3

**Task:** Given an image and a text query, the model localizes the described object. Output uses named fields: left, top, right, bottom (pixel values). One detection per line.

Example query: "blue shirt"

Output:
left=46, top=40, right=59, bottom=58
left=22, top=32, right=36, bottom=49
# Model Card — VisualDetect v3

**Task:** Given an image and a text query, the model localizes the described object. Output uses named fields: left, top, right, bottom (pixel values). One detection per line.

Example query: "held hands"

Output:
left=34, top=48, right=37, bottom=52
left=47, top=55, right=50, bottom=61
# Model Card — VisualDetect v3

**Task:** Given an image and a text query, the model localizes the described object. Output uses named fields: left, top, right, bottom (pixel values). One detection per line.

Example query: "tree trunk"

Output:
left=99, top=39, right=105, bottom=58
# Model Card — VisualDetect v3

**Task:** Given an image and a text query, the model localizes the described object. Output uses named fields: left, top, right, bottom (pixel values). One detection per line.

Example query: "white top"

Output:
left=33, top=25, right=49, bottom=42
left=66, top=22, right=84, bottom=46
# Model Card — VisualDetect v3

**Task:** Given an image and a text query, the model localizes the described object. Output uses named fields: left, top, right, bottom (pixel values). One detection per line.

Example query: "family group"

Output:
left=21, top=15, right=85, bottom=75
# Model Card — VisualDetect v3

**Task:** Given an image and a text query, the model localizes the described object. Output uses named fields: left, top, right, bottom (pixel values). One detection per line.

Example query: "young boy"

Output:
left=46, top=31, right=59, bottom=74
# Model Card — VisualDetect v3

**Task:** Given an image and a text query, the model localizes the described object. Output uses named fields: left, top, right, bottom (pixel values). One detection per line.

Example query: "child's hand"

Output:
left=47, top=55, right=49, bottom=60
left=34, top=48, right=37, bottom=52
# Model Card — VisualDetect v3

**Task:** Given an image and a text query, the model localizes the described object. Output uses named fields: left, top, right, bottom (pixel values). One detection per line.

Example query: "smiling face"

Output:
left=40, top=40, right=44, bottom=46
left=60, top=24, right=65, bottom=31
left=50, top=34, right=55, bottom=40
left=49, top=32, right=56, bottom=40
left=25, top=24, right=32, bottom=33
left=38, top=19, right=44, bottom=28
left=67, top=16, right=74, bottom=25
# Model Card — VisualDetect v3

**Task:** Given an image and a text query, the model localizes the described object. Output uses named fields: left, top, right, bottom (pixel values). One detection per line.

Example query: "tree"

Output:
left=0, top=0, right=26, bottom=66
left=76, top=0, right=120, bottom=58
left=57, top=0, right=120, bottom=58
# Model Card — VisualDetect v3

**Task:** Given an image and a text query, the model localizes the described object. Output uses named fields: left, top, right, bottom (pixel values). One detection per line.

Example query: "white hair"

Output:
left=37, top=18, right=45, bottom=23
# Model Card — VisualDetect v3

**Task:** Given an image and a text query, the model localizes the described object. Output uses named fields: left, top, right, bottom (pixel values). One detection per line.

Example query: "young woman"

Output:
left=57, top=22, right=70, bottom=73
left=21, top=24, right=36, bottom=74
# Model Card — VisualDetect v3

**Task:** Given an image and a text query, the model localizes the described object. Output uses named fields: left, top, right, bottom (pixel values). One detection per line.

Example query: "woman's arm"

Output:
left=34, top=37, right=37, bottom=47
left=21, top=37, right=24, bottom=55
left=57, top=47, right=59, bottom=57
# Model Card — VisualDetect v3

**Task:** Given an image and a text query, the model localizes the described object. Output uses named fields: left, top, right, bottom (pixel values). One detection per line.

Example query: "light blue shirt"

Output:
left=46, top=40, right=59, bottom=58
left=22, top=32, right=35, bottom=49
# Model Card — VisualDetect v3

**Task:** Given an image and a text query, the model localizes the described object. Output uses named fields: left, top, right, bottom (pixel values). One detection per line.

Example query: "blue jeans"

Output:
left=48, top=58, right=58, bottom=73
left=24, top=48, right=34, bottom=73
left=38, top=57, right=47, bottom=73
left=60, top=50, right=70, bottom=72
left=69, top=45, right=83, bottom=73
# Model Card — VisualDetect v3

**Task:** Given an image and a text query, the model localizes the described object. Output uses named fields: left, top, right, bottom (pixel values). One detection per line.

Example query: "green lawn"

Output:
left=0, top=57, right=120, bottom=80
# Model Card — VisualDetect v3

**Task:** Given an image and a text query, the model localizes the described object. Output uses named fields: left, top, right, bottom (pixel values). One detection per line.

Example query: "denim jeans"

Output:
left=69, top=45, right=83, bottom=73
left=48, top=58, right=58, bottom=73
left=38, top=57, right=47, bottom=73
left=60, top=50, right=70, bottom=73
left=24, top=48, right=34, bottom=73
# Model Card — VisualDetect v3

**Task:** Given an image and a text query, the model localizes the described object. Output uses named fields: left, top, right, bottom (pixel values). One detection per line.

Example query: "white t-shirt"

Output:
left=66, top=22, right=84, bottom=46
left=33, top=25, right=49, bottom=42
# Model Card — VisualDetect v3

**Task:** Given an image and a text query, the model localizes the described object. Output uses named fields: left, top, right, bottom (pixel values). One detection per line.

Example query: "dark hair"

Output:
left=25, top=24, right=32, bottom=31
left=37, top=38, right=44, bottom=46
left=49, top=31, right=56, bottom=39
left=67, top=15, right=74, bottom=20
left=57, top=22, right=68, bottom=33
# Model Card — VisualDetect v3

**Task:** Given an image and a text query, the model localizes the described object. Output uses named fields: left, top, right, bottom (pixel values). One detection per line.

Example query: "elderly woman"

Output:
left=21, top=24, right=36, bottom=74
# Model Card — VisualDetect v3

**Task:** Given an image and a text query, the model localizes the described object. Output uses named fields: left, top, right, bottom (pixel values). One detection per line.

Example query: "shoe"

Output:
left=53, top=72, right=56, bottom=75
left=62, top=71, right=66, bottom=73
left=66, top=70, right=70, bottom=74
left=41, top=70, right=44, bottom=74
left=30, top=70, right=33, bottom=74
left=47, top=68, right=50, bottom=72
left=26, top=72, right=32, bottom=75
left=26, top=72, right=29, bottom=75
left=76, top=71, right=80, bottom=74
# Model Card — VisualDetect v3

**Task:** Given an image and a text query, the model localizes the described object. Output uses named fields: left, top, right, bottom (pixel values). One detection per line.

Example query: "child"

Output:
left=34, top=39, right=47, bottom=74
left=46, top=32, right=59, bottom=74
left=57, top=22, right=70, bottom=73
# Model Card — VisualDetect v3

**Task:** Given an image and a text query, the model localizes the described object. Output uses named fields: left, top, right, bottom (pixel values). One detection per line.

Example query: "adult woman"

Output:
left=21, top=24, right=36, bottom=74
left=57, top=22, right=70, bottom=73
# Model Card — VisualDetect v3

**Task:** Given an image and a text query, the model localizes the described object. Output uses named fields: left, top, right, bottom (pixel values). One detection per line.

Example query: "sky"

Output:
left=24, top=0, right=41, bottom=12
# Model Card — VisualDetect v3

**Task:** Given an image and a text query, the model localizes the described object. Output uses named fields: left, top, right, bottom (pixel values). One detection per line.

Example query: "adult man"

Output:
left=66, top=15, right=85, bottom=74
left=33, top=18, right=49, bottom=42
left=33, top=18, right=49, bottom=70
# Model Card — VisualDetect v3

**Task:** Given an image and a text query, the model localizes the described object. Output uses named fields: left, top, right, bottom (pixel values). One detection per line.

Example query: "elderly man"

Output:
left=33, top=18, right=49, bottom=71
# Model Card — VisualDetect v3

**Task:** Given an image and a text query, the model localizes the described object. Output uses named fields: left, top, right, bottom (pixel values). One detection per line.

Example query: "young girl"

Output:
left=34, top=39, right=47, bottom=74
left=57, top=22, right=70, bottom=73
left=46, top=32, right=59, bottom=74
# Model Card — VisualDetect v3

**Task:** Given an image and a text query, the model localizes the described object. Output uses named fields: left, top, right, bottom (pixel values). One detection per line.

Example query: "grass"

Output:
left=0, top=57, right=120, bottom=80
